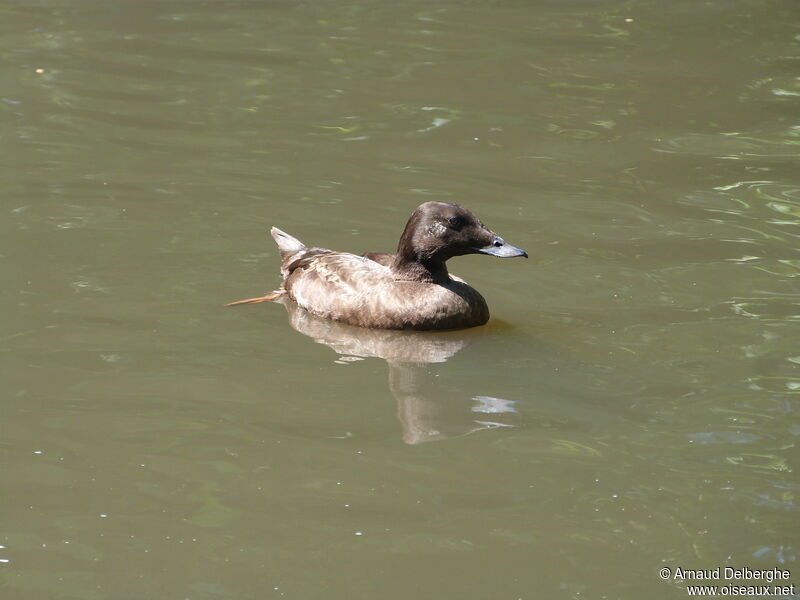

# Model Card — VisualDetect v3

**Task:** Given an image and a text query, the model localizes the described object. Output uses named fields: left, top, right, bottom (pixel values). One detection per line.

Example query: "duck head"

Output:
left=393, top=202, right=527, bottom=281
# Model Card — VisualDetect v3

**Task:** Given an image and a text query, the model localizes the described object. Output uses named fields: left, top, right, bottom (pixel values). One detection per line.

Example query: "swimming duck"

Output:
left=227, top=201, right=527, bottom=330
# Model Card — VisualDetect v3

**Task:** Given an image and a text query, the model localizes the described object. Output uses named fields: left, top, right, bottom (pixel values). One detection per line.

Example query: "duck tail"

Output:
left=226, top=227, right=303, bottom=308
left=271, top=227, right=306, bottom=259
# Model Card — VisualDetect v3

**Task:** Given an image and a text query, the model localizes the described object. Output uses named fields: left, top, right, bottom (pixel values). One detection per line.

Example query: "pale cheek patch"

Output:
left=428, top=222, right=447, bottom=236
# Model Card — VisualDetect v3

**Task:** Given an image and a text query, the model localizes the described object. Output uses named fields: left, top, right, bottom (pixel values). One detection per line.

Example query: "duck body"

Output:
left=280, top=247, right=490, bottom=330
left=230, top=202, right=527, bottom=331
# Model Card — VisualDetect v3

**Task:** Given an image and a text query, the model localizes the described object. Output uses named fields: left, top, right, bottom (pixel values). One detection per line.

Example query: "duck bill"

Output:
left=474, top=236, right=528, bottom=258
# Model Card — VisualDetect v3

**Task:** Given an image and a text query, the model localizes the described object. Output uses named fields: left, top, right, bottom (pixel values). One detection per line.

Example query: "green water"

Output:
left=2, top=1, right=798, bottom=599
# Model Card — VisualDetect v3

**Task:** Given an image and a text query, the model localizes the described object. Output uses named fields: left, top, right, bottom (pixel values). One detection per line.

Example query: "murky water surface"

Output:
left=2, top=1, right=798, bottom=598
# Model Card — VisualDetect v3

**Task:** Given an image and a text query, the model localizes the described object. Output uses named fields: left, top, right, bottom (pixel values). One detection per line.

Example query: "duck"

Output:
left=226, top=201, right=527, bottom=330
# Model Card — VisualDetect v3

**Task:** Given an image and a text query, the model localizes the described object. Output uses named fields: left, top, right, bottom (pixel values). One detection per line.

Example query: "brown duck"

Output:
left=227, top=201, right=527, bottom=330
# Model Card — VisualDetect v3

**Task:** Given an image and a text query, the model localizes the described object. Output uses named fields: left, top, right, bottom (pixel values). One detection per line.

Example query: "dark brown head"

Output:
left=393, top=202, right=527, bottom=281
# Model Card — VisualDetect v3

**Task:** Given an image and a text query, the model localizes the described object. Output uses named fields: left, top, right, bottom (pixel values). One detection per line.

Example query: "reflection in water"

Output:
left=280, top=299, right=518, bottom=444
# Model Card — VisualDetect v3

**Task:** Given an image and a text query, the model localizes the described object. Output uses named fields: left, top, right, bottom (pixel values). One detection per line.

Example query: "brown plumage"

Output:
left=227, top=201, right=527, bottom=330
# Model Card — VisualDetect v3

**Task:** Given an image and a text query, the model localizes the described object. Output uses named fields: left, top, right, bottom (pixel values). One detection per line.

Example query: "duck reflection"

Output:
left=280, top=299, right=518, bottom=444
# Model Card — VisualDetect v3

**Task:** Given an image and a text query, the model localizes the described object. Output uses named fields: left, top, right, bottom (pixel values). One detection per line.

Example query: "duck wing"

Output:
left=287, top=252, right=391, bottom=295
left=284, top=252, right=396, bottom=323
